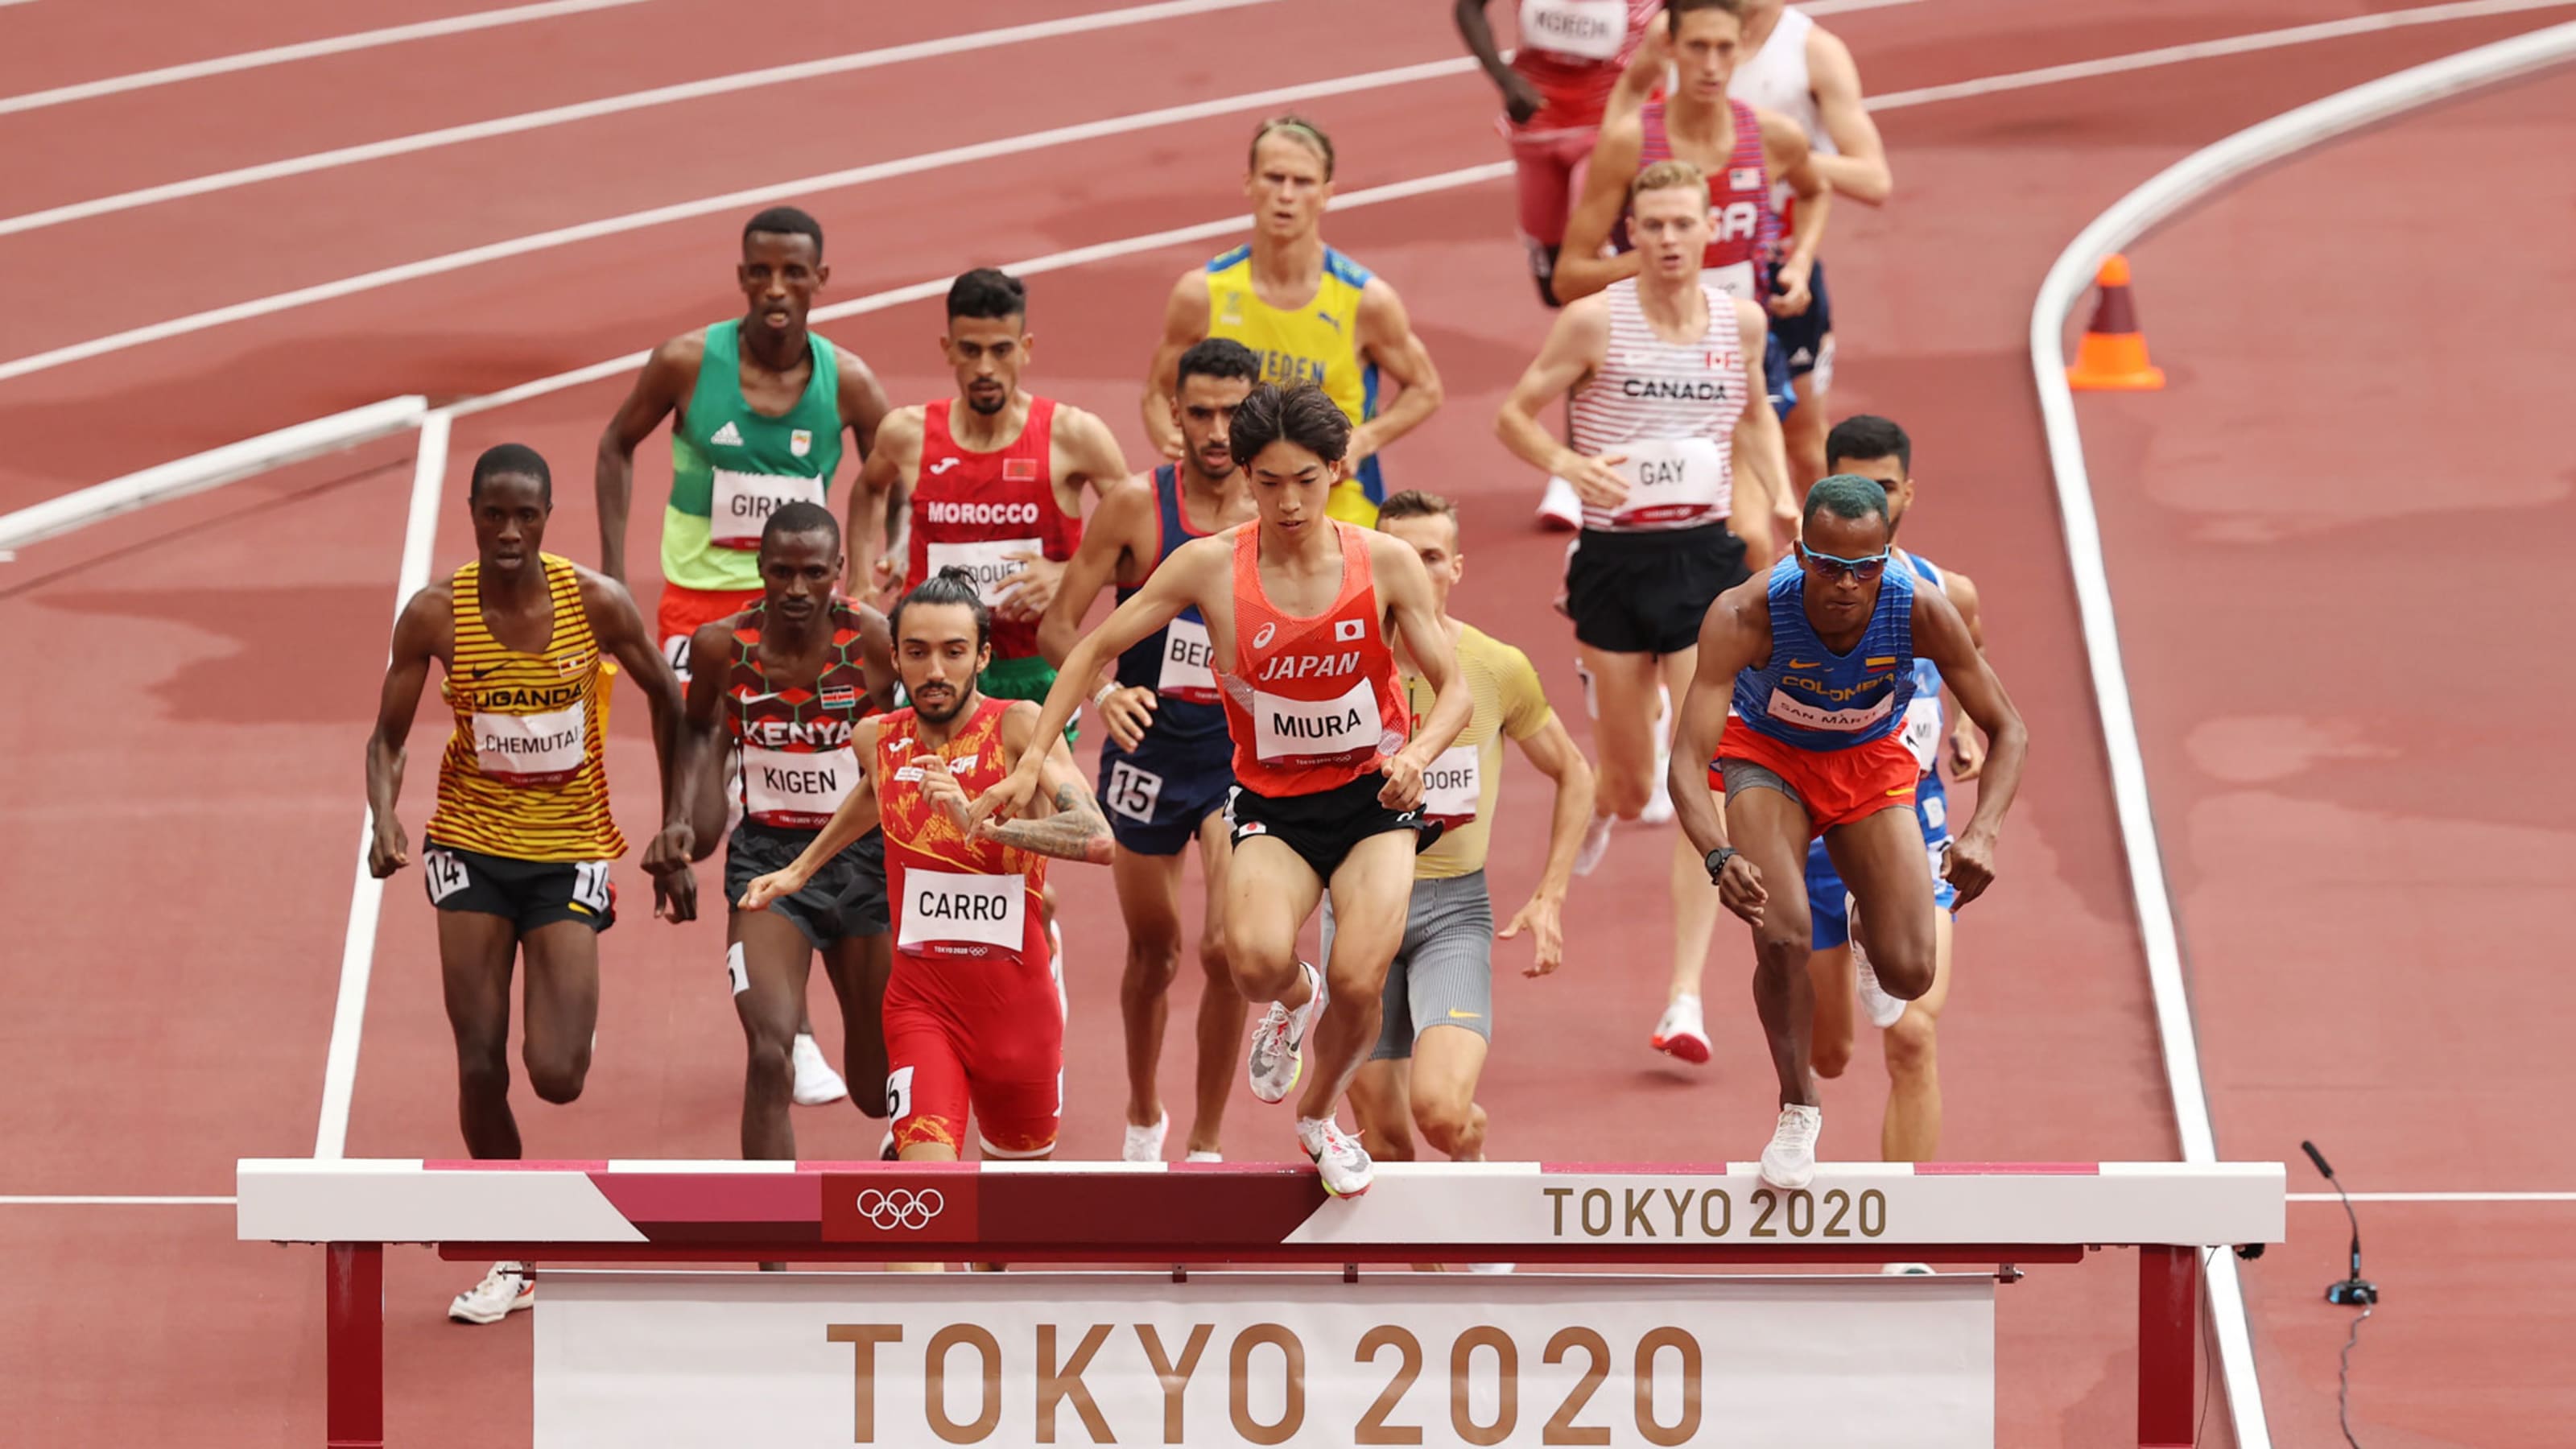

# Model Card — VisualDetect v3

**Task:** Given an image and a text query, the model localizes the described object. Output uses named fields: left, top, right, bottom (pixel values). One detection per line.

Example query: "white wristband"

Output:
left=1092, top=682, right=1120, bottom=707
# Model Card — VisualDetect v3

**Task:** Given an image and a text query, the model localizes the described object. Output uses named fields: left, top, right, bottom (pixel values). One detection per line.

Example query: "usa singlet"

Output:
left=726, top=601, right=875, bottom=828
left=427, top=555, right=624, bottom=861
left=877, top=696, right=1049, bottom=970
left=1218, top=522, right=1411, bottom=796
left=1730, top=554, right=1918, bottom=752
left=1108, top=464, right=1227, bottom=741
left=1635, top=97, right=1778, bottom=303
left=904, top=396, right=1082, bottom=663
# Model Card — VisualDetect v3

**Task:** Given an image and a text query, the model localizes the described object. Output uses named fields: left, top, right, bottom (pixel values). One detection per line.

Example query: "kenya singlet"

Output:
left=725, top=601, right=874, bottom=828
left=1218, top=522, right=1410, bottom=796
left=664, top=321, right=844, bottom=592
left=1567, top=277, right=1744, bottom=532
left=1108, top=464, right=1227, bottom=741
left=876, top=696, right=1048, bottom=972
left=1635, top=97, right=1778, bottom=303
left=904, top=396, right=1082, bottom=662
left=427, top=555, right=623, bottom=861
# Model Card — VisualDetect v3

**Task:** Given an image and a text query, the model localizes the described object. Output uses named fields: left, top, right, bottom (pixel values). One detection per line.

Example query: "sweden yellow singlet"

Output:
left=1203, top=243, right=1384, bottom=524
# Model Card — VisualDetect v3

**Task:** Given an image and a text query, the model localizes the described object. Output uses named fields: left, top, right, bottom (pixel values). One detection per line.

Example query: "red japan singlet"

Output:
left=724, top=601, right=875, bottom=829
left=904, top=397, right=1083, bottom=661
left=876, top=695, right=1048, bottom=972
left=1217, top=522, right=1410, bottom=797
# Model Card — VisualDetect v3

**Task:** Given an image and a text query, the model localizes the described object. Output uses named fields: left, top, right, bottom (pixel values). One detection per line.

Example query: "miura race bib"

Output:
left=1252, top=677, right=1383, bottom=762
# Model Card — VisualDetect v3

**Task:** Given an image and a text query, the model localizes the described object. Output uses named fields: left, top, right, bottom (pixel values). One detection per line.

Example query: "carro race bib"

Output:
left=741, top=745, right=857, bottom=826
left=473, top=701, right=586, bottom=785
left=710, top=469, right=826, bottom=549
left=898, top=868, right=1026, bottom=953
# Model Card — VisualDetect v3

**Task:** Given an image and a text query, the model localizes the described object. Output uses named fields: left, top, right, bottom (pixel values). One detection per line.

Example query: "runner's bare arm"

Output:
left=1496, top=298, right=1624, bottom=506
left=849, top=407, right=920, bottom=603
left=1455, top=0, right=1546, bottom=122
left=1350, top=278, right=1444, bottom=466
left=1605, top=20, right=1672, bottom=123
left=857, top=602, right=899, bottom=714
left=1728, top=300, right=1787, bottom=570
left=582, top=568, right=700, bottom=918
left=739, top=716, right=884, bottom=910
left=1934, top=568, right=1989, bottom=779
left=972, top=535, right=1224, bottom=824
left=970, top=704, right=1114, bottom=864
left=364, top=587, right=451, bottom=878
left=1670, top=576, right=1769, bottom=859
left=1498, top=711, right=1596, bottom=976
left=997, top=406, right=1130, bottom=622
left=595, top=335, right=699, bottom=588
left=1553, top=118, right=1647, bottom=303
left=1761, top=110, right=1829, bottom=316
left=833, top=342, right=892, bottom=459
left=1376, top=534, right=1472, bottom=810
left=680, top=618, right=738, bottom=863
left=1039, top=477, right=1158, bottom=746
left=1913, top=584, right=2025, bottom=906
left=1142, top=270, right=1214, bottom=460
left=1806, top=27, right=1892, bottom=203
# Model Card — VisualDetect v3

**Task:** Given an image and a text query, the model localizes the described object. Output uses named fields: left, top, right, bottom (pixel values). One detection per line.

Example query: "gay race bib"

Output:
left=1615, top=436, right=1728, bottom=524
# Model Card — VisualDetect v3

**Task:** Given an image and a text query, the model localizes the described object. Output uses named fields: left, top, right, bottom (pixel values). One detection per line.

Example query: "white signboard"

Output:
left=536, top=1269, right=1992, bottom=1447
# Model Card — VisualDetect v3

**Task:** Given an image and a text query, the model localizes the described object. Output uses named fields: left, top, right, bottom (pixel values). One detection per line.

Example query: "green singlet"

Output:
left=663, top=320, right=844, bottom=593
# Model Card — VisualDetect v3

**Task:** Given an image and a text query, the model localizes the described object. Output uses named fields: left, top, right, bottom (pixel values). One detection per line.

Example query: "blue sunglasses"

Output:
left=1797, top=542, right=1891, bottom=582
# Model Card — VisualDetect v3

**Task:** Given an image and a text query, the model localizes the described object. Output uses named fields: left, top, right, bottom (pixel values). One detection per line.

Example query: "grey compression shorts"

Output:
left=1719, top=753, right=1803, bottom=811
left=1322, top=870, right=1496, bottom=1060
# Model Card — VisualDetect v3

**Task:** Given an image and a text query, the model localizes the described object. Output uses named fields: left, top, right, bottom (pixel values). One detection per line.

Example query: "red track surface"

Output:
left=2, top=1, right=2566, bottom=1443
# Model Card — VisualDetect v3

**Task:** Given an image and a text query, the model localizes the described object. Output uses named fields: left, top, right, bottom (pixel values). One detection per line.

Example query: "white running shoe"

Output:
left=1248, top=962, right=1323, bottom=1104
left=1760, top=1104, right=1823, bottom=1190
left=1298, top=1116, right=1375, bottom=1198
left=1650, top=996, right=1711, bottom=1065
left=1535, top=475, right=1582, bottom=531
left=1847, top=894, right=1906, bottom=1030
left=1184, top=1150, right=1224, bottom=1163
left=1122, top=1113, right=1170, bottom=1163
left=448, top=1261, right=533, bottom=1325
left=791, top=1034, right=849, bottom=1107
left=1573, top=814, right=1614, bottom=876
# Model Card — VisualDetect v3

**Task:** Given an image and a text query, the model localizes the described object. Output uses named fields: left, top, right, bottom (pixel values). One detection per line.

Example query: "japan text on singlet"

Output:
left=725, top=600, right=877, bottom=830
left=1728, top=554, right=1918, bottom=752
left=877, top=696, right=1048, bottom=968
left=1567, top=277, right=1744, bottom=532
left=663, top=321, right=844, bottom=592
left=427, top=555, right=625, bottom=861
left=1217, top=522, right=1411, bottom=795
left=1632, top=97, right=1779, bottom=304
left=904, top=396, right=1082, bottom=663
left=1505, top=0, right=1664, bottom=135
left=1108, top=464, right=1227, bottom=741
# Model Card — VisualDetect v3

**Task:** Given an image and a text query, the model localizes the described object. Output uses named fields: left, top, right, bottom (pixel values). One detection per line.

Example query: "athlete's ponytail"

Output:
left=892, top=566, right=992, bottom=651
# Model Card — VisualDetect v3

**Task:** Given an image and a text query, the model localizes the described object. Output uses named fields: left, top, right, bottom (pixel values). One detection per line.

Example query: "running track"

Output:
left=0, top=1, right=2566, bottom=1443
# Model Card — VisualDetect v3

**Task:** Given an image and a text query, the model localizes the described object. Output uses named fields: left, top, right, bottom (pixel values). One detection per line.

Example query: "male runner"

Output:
left=680, top=503, right=900, bottom=1160
left=1453, top=0, right=1665, bottom=308
left=1144, top=115, right=1445, bottom=526
left=741, top=568, right=1113, bottom=1163
left=1667, top=476, right=2027, bottom=1187
left=1732, top=0, right=1896, bottom=493
left=365, top=444, right=696, bottom=1322
left=1494, top=159, right=1785, bottom=1066
left=1038, top=338, right=1262, bottom=1162
left=1800, top=417, right=1985, bottom=1163
left=972, top=382, right=1472, bottom=1198
left=596, top=204, right=894, bottom=1107
left=1342, top=490, right=1593, bottom=1169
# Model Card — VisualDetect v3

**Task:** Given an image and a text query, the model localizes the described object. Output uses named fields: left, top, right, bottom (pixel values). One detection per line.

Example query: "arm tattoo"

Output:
left=983, top=782, right=1114, bottom=864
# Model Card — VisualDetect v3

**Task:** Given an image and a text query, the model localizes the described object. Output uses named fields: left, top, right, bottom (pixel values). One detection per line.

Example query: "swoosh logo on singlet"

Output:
left=929, top=457, right=962, bottom=475
left=1786, top=658, right=1820, bottom=669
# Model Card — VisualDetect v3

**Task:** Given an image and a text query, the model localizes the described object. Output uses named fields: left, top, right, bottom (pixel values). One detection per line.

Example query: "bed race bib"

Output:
left=1899, top=696, right=1944, bottom=773
left=1763, top=687, right=1896, bottom=735
left=1519, top=0, right=1625, bottom=59
left=1250, top=677, right=1386, bottom=762
left=923, top=537, right=1045, bottom=608
left=1156, top=616, right=1220, bottom=700
left=741, top=745, right=857, bottom=827
left=1420, top=744, right=1482, bottom=827
left=709, top=469, right=827, bottom=549
left=1615, top=436, right=1726, bottom=523
left=472, top=701, right=587, bottom=785
left=898, top=867, right=1026, bottom=953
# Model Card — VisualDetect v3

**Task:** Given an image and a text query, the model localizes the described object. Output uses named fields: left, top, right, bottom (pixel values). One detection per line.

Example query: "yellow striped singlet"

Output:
left=425, top=554, right=625, bottom=862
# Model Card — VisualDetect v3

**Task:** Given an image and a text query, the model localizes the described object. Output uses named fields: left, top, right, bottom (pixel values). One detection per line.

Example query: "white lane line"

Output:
left=2029, top=23, right=2576, bottom=1449
left=2291, top=1191, right=2576, bottom=1203
left=0, top=0, right=655, bottom=116
left=312, top=408, right=451, bottom=1159
left=0, top=1195, right=235, bottom=1205
left=0, top=0, right=1289, bottom=237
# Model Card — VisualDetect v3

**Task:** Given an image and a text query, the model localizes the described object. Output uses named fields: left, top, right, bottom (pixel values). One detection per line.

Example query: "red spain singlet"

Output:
left=876, top=696, right=1049, bottom=975
left=1217, top=521, right=1410, bottom=797
left=904, top=397, right=1083, bottom=661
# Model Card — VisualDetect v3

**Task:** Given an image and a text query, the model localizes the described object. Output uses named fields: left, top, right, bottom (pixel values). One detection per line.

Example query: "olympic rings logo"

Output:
left=855, top=1187, right=945, bottom=1231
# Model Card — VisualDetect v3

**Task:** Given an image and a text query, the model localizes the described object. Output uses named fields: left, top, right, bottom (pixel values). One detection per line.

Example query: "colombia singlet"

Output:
left=427, top=554, right=624, bottom=861
left=903, top=396, right=1081, bottom=663
left=1730, top=555, right=1918, bottom=752
left=876, top=696, right=1048, bottom=971
left=1218, top=522, right=1410, bottom=796
left=724, top=601, right=875, bottom=830
left=665, top=321, right=844, bottom=592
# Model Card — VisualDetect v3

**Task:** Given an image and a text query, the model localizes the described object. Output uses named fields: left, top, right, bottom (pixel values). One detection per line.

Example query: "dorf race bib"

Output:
left=898, top=868, right=1027, bottom=953
left=1764, top=687, right=1896, bottom=736
left=741, top=745, right=857, bottom=826
left=924, top=537, right=1044, bottom=608
left=473, top=701, right=586, bottom=785
left=1252, top=677, right=1384, bottom=762
left=1616, top=436, right=1728, bottom=524
left=1899, top=696, right=1944, bottom=773
left=1420, top=743, right=1482, bottom=826
left=710, top=469, right=826, bottom=549
left=1519, top=0, right=1624, bottom=60
left=1156, top=616, right=1220, bottom=700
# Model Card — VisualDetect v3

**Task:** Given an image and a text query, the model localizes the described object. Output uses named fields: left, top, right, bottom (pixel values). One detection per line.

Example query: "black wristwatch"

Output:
left=1704, top=846, right=1739, bottom=885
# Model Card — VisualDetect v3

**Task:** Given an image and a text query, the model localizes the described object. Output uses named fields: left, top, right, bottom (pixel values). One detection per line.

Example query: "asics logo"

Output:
left=854, top=1187, right=945, bottom=1230
left=1253, top=621, right=1278, bottom=650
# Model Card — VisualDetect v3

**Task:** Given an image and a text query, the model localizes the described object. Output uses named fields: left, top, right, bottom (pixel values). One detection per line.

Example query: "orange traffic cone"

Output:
left=2065, top=254, right=2165, bottom=390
